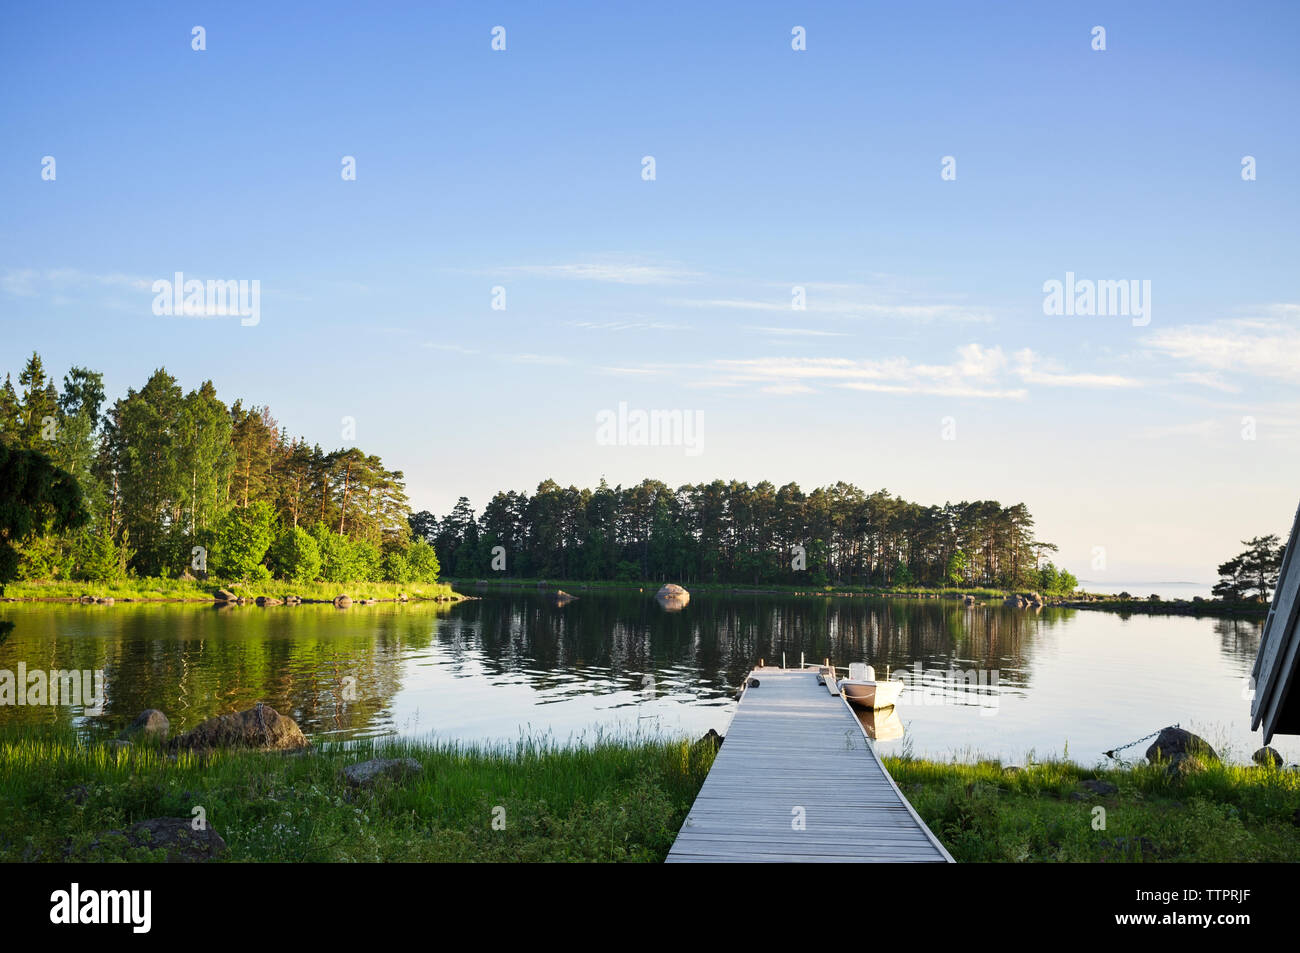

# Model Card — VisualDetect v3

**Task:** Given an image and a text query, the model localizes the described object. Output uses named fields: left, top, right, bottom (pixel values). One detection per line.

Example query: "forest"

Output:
left=415, top=480, right=1078, bottom=593
left=3, top=351, right=1079, bottom=594
left=0, top=353, right=438, bottom=586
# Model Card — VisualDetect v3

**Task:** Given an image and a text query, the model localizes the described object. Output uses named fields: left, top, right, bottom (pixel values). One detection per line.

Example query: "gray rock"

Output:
left=342, top=757, right=423, bottom=787
left=1145, top=726, right=1217, bottom=766
left=333, top=594, right=352, bottom=608
left=213, top=588, right=237, bottom=602
left=119, top=709, right=169, bottom=744
left=1253, top=746, right=1284, bottom=767
left=171, top=703, right=309, bottom=752
left=123, top=817, right=226, bottom=862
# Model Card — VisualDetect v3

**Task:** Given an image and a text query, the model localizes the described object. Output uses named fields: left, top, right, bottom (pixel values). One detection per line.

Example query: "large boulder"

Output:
left=333, top=594, right=352, bottom=608
left=118, top=709, right=170, bottom=744
left=213, top=588, right=237, bottom=603
left=341, top=757, right=423, bottom=788
left=123, top=817, right=226, bottom=862
left=655, top=584, right=690, bottom=611
left=1145, top=726, right=1217, bottom=773
left=171, top=703, right=309, bottom=752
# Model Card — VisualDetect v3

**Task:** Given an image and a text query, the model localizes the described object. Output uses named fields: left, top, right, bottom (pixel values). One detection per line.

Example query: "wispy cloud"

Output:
left=671, top=282, right=995, bottom=323
left=502, top=259, right=702, bottom=285
left=697, top=344, right=1136, bottom=398
left=2, top=267, right=154, bottom=297
left=1011, top=349, right=1141, bottom=389
left=1147, top=310, right=1300, bottom=381
left=747, top=326, right=848, bottom=337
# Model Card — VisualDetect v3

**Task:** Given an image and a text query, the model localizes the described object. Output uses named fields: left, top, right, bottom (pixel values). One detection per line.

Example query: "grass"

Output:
left=885, top=755, right=1300, bottom=862
left=3, top=724, right=1295, bottom=863
left=0, top=726, right=716, bottom=863
left=1, top=578, right=463, bottom=603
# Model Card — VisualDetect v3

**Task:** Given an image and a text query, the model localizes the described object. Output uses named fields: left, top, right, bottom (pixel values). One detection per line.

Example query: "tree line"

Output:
left=412, top=478, right=1078, bottom=592
left=0, top=353, right=437, bottom=585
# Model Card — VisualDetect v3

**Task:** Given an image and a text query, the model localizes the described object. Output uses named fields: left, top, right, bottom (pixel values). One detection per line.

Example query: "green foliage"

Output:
left=210, top=501, right=276, bottom=581
left=381, top=550, right=410, bottom=584
left=266, top=526, right=322, bottom=585
left=405, top=537, right=440, bottom=583
left=69, top=529, right=128, bottom=583
left=1214, top=535, right=1284, bottom=602
left=0, top=444, right=89, bottom=586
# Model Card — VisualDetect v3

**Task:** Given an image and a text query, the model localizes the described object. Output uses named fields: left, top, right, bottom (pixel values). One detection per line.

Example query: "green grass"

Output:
left=4, top=723, right=1294, bottom=863
left=0, top=726, right=716, bottom=863
left=1, top=578, right=463, bottom=603
left=885, top=755, right=1300, bottom=862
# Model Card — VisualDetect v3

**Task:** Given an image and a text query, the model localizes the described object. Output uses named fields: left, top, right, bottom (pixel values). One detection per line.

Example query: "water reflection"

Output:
left=0, top=591, right=1285, bottom=764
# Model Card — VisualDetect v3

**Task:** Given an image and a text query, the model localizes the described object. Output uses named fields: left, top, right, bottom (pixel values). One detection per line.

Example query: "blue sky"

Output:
left=2, top=1, right=1298, bottom=582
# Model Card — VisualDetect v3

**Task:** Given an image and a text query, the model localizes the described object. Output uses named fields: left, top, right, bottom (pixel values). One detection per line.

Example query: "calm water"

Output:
left=0, top=590, right=1287, bottom=765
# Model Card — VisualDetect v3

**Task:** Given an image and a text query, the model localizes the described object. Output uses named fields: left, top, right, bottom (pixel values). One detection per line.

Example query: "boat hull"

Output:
left=839, top=678, right=903, bottom=710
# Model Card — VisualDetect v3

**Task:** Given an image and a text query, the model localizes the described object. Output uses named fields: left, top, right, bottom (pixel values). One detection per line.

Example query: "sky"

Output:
left=2, top=1, right=1298, bottom=584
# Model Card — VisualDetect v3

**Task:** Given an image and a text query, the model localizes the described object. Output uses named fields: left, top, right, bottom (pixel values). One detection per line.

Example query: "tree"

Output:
left=1213, top=535, right=1284, bottom=602
left=406, top=537, right=440, bottom=582
left=211, top=501, right=276, bottom=581
left=267, top=526, right=322, bottom=584
left=0, top=445, right=89, bottom=586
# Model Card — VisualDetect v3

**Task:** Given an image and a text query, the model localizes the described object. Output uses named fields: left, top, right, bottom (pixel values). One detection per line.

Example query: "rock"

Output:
left=1080, top=779, right=1118, bottom=796
left=1145, top=726, right=1217, bottom=775
left=95, top=597, right=114, bottom=605
left=171, top=703, right=309, bottom=752
left=1253, top=746, right=1284, bottom=767
left=962, top=594, right=976, bottom=606
left=342, top=757, right=423, bottom=787
left=333, top=595, right=352, bottom=608
left=214, top=588, right=238, bottom=602
left=1145, top=726, right=1217, bottom=764
left=79, top=595, right=95, bottom=604
left=553, top=590, right=576, bottom=605
left=119, top=709, right=170, bottom=744
left=284, top=595, right=301, bottom=605
left=693, top=728, right=724, bottom=753
left=123, top=817, right=226, bottom=862
left=255, top=596, right=283, bottom=607
left=1025, top=591, right=1043, bottom=605
left=397, top=593, right=409, bottom=603
left=655, top=584, right=690, bottom=611
left=1003, top=595, right=1025, bottom=607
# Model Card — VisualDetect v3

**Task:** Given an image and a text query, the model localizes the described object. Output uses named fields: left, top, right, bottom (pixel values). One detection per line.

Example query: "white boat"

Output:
left=838, top=663, right=903, bottom=710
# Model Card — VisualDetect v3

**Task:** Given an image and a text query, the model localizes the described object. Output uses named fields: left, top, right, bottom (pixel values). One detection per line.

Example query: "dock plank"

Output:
left=666, top=669, right=953, bottom=863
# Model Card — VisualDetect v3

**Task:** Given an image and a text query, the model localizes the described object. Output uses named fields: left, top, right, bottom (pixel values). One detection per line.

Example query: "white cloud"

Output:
left=1147, top=314, right=1300, bottom=381
left=1012, top=349, right=1141, bottom=388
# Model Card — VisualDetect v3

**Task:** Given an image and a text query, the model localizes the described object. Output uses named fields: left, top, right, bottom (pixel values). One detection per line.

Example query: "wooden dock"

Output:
left=666, top=667, right=953, bottom=863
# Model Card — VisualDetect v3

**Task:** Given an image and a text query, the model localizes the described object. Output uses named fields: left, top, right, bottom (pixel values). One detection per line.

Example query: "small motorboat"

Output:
left=838, top=663, right=903, bottom=710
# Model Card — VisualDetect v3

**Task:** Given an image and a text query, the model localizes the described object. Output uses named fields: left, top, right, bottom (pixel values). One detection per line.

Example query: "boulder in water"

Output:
left=171, top=703, right=309, bottom=752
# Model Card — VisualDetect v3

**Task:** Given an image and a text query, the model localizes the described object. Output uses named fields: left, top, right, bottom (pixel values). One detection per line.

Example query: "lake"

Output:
left=0, top=589, right=1288, bottom=765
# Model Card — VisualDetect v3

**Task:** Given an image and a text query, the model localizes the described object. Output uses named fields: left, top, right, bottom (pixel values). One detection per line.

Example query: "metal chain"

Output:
left=1103, top=723, right=1177, bottom=761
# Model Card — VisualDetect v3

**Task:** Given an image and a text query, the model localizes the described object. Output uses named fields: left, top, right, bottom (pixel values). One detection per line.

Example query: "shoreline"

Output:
left=446, top=577, right=1267, bottom=619
left=0, top=579, right=471, bottom=607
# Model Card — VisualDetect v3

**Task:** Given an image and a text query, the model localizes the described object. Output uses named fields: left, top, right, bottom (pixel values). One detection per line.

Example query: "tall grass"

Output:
left=885, top=755, right=1300, bottom=862
left=0, top=725, right=715, bottom=863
